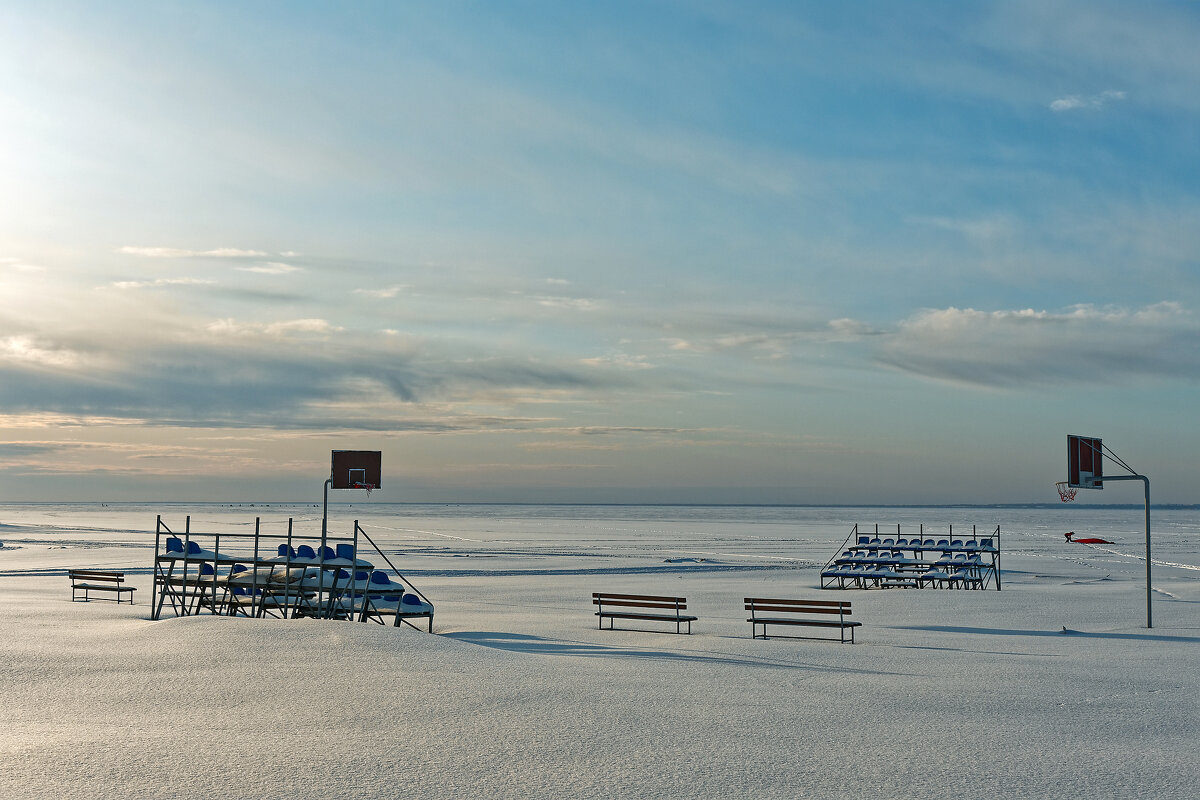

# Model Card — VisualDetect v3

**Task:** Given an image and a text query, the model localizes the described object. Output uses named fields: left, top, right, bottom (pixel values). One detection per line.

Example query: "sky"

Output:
left=1, top=0, right=1198, bottom=504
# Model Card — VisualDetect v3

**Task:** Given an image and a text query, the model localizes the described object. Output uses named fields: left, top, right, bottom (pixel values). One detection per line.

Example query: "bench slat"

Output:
left=746, top=604, right=849, bottom=615
left=69, top=571, right=125, bottom=581
left=594, top=598, right=687, bottom=610
left=745, top=597, right=846, bottom=607
left=597, top=611, right=699, bottom=622
left=747, top=617, right=859, bottom=628
left=593, top=593, right=686, bottom=603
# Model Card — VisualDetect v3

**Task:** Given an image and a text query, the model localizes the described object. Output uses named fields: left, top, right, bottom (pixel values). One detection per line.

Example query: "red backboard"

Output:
left=330, top=450, right=381, bottom=489
left=1067, top=435, right=1102, bottom=489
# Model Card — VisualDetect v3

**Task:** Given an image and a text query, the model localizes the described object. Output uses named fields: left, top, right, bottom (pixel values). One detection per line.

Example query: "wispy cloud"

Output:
left=518, top=425, right=704, bottom=451
left=660, top=316, right=876, bottom=358
left=0, top=439, right=264, bottom=477
left=878, top=303, right=1200, bottom=387
left=206, top=318, right=343, bottom=337
left=117, top=246, right=267, bottom=258
left=107, top=278, right=217, bottom=290
left=908, top=214, right=1017, bottom=244
left=0, top=257, right=44, bottom=272
left=0, top=332, right=625, bottom=432
left=664, top=333, right=791, bottom=359
left=0, top=335, right=86, bottom=369
left=579, top=353, right=654, bottom=370
left=534, top=295, right=602, bottom=311
left=1049, top=89, right=1127, bottom=112
left=354, top=285, right=409, bottom=299
left=236, top=262, right=302, bottom=275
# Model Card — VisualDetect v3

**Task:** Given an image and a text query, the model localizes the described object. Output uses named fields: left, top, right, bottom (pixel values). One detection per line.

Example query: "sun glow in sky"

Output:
left=2, top=1, right=1198, bottom=503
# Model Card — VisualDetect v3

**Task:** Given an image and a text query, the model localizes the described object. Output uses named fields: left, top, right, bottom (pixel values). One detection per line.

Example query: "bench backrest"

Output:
left=69, top=569, right=125, bottom=583
left=593, top=592, right=687, bottom=610
left=744, top=597, right=850, bottom=616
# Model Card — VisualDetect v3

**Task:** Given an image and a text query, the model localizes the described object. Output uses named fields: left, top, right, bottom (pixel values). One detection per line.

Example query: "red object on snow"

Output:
left=1064, top=532, right=1113, bottom=544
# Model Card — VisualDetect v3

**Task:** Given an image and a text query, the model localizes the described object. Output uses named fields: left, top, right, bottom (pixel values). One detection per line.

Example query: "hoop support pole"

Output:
left=1100, top=474, right=1152, bottom=628
left=321, top=477, right=331, bottom=553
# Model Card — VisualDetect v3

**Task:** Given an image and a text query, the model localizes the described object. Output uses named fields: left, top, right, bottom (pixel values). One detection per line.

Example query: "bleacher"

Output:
left=151, top=515, right=435, bottom=631
left=820, top=524, right=1001, bottom=590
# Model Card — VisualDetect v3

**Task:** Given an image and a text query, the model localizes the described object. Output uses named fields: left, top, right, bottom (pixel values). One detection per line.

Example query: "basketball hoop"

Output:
left=1056, top=481, right=1077, bottom=502
left=353, top=482, right=375, bottom=497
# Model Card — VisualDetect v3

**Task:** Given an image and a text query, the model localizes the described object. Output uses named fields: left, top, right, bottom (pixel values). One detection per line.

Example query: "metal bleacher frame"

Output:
left=819, top=523, right=1001, bottom=591
left=151, top=514, right=435, bottom=631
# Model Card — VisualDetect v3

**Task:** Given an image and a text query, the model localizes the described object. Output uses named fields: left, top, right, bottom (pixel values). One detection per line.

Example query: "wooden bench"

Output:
left=745, top=597, right=859, bottom=643
left=70, top=570, right=137, bottom=604
left=593, top=592, right=697, bottom=634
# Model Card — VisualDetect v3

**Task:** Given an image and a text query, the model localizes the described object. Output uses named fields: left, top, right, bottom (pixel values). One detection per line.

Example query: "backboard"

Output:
left=1066, top=435, right=1103, bottom=489
left=330, top=450, right=381, bottom=489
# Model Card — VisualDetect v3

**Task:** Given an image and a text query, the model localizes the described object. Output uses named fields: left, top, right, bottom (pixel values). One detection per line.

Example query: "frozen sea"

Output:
left=1, top=502, right=1197, bottom=799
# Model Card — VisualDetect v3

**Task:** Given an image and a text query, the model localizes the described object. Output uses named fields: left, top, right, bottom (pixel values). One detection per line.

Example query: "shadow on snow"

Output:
left=893, top=624, right=1199, bottom=644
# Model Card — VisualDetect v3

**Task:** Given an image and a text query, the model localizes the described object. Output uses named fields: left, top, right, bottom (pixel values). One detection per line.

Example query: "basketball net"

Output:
left=1056, top=481, right=1077, bottom=502
left=354, top=483, right=375, bottom=497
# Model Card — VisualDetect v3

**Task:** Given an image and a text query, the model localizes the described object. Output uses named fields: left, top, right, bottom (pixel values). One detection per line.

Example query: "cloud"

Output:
left=878, top=303, right=1200, bottom=387
left=660, top=315, right=876, bottom=358
left=236, top=262, right=302, bottom=275
left=568, top=426, right=693, bottom=436
left=0, top=336, right=87, bottom=369
left=579, top=353, right=654, bottom=370
left=826, top=318, right=883, bottom=341
left=0, top=441, right=62, bottom=459
left=517, top=425, right=702, bottom=451
left=1049, top=89, right=1127, bottom=112
left=206, top=318, right=343, bottom=337
left=354, top=285, right=408, bottom=299
left=0, top=309, right=639, bottom=433
left=0, top=257, right=44, bottom=272
left=108, top=278, right=217, bottom=290
left=908, top=214, right=1017, bottom=244
left=0, top=413, right=146, bottom=429
left=0, top=347, right=610, bottom=431
left=0, top=439, right=268, bottom=478
left=117, top=246, right=267, bottom=258
left=533, top=295, right=602, bottom=311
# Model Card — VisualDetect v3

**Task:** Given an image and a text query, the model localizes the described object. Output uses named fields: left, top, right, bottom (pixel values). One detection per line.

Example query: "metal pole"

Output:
left=152, top=515, right=160, bottom=619
left=994, top=525, right=1001, bottom=591
left=1144, top=476, right=1151, bottom=629
left=321, top=478, right=331, bottom=553
left=1097, top=474, right=1152, bottom=628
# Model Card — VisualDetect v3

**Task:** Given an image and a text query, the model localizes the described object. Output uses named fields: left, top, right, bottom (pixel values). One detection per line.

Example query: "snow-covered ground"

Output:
left=1, top=503, right=1197, bottom=799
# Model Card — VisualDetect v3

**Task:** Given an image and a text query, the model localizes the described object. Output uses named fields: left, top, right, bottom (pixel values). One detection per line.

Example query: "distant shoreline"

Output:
left=0, top=500, right=1196, bottom=510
